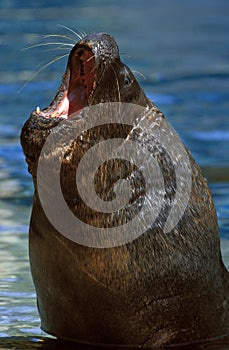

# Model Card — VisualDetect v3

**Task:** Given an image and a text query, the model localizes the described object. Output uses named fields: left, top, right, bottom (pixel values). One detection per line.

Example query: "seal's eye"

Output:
left=124, top=76, right=132, bottom=86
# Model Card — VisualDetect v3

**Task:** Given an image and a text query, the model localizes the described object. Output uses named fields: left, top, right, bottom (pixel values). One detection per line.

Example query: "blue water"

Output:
left=0, top=0, right=228, bottom=348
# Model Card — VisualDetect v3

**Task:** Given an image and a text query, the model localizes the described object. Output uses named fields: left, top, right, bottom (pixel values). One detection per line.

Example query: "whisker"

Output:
left=43, top=47, right=71, bottom=53
left=42, top=34, right=76, bottom=43
left=21, top=42, right=74, bottom=52
left=91, top=49, right=108, bottom=91
left=120, top=52, right=131, bottom=58
left=57, top=24, right=85, bottom=41
left=89, top=65, right=97, bottom=75
left=86, top=55, right=95, bottom=63
left=132, top=70, right=147, bottom=80
left=75, top=28, right=88, bottom=40
left=76, top=28, right=88, bottom=38
left=18, top=53, right=69, bottom=93
left=36, top=52, right=68, bottom=68
left=89, top=63, right=106, bottom=104
left=110, top=65, right=121, bottom=103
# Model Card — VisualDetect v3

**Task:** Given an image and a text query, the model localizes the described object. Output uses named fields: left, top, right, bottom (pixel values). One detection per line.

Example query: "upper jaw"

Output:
left=36, top=42, right=97, bottom=120
left=33, top=33, right=120, bottom=121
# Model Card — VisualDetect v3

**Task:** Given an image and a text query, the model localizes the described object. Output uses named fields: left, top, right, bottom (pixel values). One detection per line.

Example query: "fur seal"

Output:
left=20, top=33, right=229, bottom=347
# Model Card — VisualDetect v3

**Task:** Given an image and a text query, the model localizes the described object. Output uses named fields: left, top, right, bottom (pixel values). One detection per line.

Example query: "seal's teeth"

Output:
left=36, top=106, right=40, bottom=115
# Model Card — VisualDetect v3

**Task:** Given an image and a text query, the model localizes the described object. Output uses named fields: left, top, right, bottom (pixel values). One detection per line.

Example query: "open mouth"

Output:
left=37, top=46, right=96, bottom=120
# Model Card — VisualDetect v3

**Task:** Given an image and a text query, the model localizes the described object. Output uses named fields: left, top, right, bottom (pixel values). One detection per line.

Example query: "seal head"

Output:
left=36, top=32, right=149, bottom=120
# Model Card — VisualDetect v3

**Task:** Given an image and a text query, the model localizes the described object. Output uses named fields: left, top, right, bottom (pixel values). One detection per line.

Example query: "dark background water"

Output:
left=0, top=0, right=228, bottom=348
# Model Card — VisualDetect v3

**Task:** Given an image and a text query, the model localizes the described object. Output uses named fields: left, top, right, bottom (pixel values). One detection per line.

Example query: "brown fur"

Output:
left=20, top=33, right=229, bottom=347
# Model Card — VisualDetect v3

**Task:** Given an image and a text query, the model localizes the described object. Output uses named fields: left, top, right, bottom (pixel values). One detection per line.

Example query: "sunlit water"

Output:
left=0, top=0, right=228, bottom=348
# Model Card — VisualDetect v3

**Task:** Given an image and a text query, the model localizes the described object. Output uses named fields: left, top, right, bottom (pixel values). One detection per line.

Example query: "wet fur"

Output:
left=20, top=32, right=229, bottom=347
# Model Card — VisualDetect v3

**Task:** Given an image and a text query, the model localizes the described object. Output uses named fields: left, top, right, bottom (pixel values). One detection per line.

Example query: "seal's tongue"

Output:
left=38, top=46, right=95, bottom=119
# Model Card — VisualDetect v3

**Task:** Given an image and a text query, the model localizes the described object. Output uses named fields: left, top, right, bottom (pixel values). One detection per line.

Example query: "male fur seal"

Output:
left=20, top=33, right=229, bottom=347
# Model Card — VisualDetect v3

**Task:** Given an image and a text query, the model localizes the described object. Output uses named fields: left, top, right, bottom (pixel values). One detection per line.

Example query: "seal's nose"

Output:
left=78, top=32, right=120, bottom=61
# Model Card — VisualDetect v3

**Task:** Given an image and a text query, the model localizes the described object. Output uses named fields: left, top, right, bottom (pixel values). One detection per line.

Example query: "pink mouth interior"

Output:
left=40, top=47, right=95, bottom=119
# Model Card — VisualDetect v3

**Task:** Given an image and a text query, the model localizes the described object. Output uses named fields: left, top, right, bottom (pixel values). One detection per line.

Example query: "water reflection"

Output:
left=0, top=335, right=229, bottom=350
